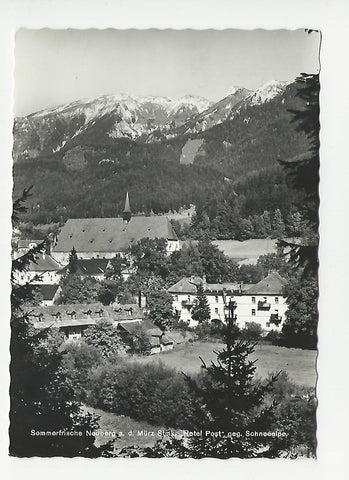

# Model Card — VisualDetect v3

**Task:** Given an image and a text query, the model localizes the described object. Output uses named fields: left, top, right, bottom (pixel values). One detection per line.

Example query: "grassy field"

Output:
left=84, top=342, right=317, bottom=452
left=137, top=341, right=317, bottom=388
left=213, top=239, right=279, bottom=264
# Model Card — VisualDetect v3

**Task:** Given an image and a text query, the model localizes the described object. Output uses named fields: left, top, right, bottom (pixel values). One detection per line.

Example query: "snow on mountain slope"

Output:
left=249, top=80, right=289, bottom=106
left=13, top=81, right=290, bottom=160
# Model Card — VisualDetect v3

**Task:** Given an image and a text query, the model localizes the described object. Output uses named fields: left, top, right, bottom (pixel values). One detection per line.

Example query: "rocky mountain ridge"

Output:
left=13, top=80, right=289, bottom=161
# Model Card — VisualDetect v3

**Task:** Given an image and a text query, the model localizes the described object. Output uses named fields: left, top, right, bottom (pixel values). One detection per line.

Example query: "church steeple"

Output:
left=123, top=192, right=132, bottom=224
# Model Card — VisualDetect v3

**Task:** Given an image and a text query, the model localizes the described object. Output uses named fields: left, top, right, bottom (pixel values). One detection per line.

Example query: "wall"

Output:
left=14, top=269, right=62, bottom=285
left=234, top=294, right=287, bottom=331
left=171, top=291, right=287, bottom=331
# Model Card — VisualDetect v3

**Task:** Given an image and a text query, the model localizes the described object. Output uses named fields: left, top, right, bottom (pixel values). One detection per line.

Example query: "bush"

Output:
left=241, top=322, right=263, bottom=341
left=62, top=340, right=104, bottom=401
left=263, top=371, right=317, bottom=457
left=264, top=329, right=282, bottom=345
left=87, top=360, right=199, bottom=428
left=126, top=324, right=152, bottom=356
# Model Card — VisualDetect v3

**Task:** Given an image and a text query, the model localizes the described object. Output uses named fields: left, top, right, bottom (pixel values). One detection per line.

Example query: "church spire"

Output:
left=123, top=192, right=132, bottom=224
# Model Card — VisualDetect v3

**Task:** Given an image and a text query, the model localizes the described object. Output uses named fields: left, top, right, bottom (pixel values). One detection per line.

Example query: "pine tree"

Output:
left=10, top=188, right=110, bottom=457
left=279, top=72, right=319, bottom=274
left=119, top=313, right=282, bottom=458
left=272, top=209, right=286, bottom=238
left=68, top=246, right=78, bottom=273
left=191, top=284, right=211, bottom=324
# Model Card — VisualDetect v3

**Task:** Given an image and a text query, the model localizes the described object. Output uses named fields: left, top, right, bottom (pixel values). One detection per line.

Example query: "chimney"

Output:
left=123, top=192, right=132, bottom=224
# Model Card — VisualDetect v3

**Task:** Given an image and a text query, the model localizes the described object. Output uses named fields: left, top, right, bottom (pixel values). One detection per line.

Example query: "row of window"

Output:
left=252, top=309, right=280, bottom=316
left=173, top=295, right=280, bottom=304
left=252, top=296, right=279, bottom=304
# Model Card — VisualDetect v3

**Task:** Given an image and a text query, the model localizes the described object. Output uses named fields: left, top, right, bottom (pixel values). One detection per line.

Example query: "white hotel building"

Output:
left=168, top=272, right=288, bottom=332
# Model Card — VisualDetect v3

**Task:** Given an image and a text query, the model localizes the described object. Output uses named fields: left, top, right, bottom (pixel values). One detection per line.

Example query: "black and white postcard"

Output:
left=9, top=26, right=323, bottom=460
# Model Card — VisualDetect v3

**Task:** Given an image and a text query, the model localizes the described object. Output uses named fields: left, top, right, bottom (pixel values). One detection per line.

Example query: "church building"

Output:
left=51, top=193, right=180, bottom=265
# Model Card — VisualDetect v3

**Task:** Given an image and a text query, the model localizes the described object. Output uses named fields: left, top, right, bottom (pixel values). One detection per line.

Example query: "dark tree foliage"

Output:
left=87, top=361, right=201, bottom=429
left=264, top=371, right=317, bottom=458
left=61, top=341, right=103, bottom=402
left=97, top=279, right=119, bottom=305
left=280, top=274, right=318, bottom=350
left=278, top=73, right=319, bottom=275
left=10, top=188, right=109, bottom=457
left=126, top=324, right=152, bottom=356
left=83, top=321, right=127, bottom=359
left=191, top=284, right=211, bottom=324
left=68, top=246, right=78, bottom=273
left=118, top=337, right=282, bottom=458
left=59, top=273, right=99, bottom=304
left=146, top=289, right=174, bottom=330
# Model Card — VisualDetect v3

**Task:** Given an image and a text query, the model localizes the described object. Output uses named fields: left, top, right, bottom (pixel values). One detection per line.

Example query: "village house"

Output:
left=117, top=318, right=175, bottom=354
left=60, top=258, right=111, bottom=281
left=35, top=284, right=62, bottom=306
left=13, top=252, right=62, bottom=285
left=27, top=302, right=177, bottom=353
left=51, top=193, right=180, bottom=265
left=234, top=272, right=288, bottom=332
left=168, top=272, right=288, bottom=332
left=28, top=302, right=145, bottom=341
left=16, top=239, right=42, bottom=257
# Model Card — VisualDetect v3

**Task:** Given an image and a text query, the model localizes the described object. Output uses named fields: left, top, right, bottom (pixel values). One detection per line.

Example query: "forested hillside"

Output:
left=13, top=79, right=311, bottom=237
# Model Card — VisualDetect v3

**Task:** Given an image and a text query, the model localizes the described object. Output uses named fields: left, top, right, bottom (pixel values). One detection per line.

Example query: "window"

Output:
left=252, top=309, right=256, bottom=316
left=252, top=297, right=256, bottom=303
left=173, top=295, right=178, bottom=301
left=215, top=296, right=219, bottom=303
left=215, top=308, right=219, bottom=314
left=187, top=295, right=191, bottom=302
left=266, top=322, right=270, bottom=327
left=275, top=297, right=279, bottom=304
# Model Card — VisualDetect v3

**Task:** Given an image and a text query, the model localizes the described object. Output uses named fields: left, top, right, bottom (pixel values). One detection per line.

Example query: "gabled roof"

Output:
left=27, top=253, right=61, bottom=272
left=18, top=239, right=42, bottom=249
left=245, top=272, right=288, bottom=295
left=117, top=318, right=162, bottom=336
left=27, top=302, right=145, bottom=328
left=168, top=277, right=252, bottom=294
left=206, top=282, right=252, bottom=293
left=168, top=276, right=203, bottom=294
left=61, top=258, right=110, bottom=276
left=35, top=284, right=60, bottom=301
left=53, top=216, right=178, bottom=253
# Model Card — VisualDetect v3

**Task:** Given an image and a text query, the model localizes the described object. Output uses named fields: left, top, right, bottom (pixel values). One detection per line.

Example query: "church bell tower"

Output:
left=123, top=192, right=132, bottom=224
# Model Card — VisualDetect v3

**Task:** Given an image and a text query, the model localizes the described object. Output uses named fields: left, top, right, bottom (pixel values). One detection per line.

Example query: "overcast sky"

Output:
left=14, top=28, right=320, bottom=117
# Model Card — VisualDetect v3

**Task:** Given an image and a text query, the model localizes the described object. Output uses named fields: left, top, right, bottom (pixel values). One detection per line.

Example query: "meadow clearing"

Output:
left=137, top=341, right=317, bottom=388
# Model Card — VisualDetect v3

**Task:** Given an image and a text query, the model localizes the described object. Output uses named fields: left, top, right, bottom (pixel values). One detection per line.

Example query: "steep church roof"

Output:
left=53, top=216, right=178, bottom=253
left=123, top=191, right=131, bottom=213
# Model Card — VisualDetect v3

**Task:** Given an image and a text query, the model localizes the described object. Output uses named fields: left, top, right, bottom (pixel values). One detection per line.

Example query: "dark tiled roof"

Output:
left=18, top=239, right=42, bottom=249
left=61, top=258, right=110, bottom=275
left=206, top=282, right=252, bottom=293
left=27, top=302, right=145, bottom=328
left=53, top=216, right=178, bottom=253
left=245, top=272, right=288, bottom=295
left=35, top=284, right=60, bottom=301
left=168, top=277, right=252, bottom=294
left=118, top=318, right=162, bottom=336
left=168, top=276, right=203, bottom=294
left=27, top=253, right=61, bottom=272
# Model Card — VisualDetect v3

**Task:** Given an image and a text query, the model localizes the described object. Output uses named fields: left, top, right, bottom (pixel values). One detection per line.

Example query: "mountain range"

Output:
left=13, top=80, right=289, bottom=161
left=13, top=77, right=310, bottom=227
